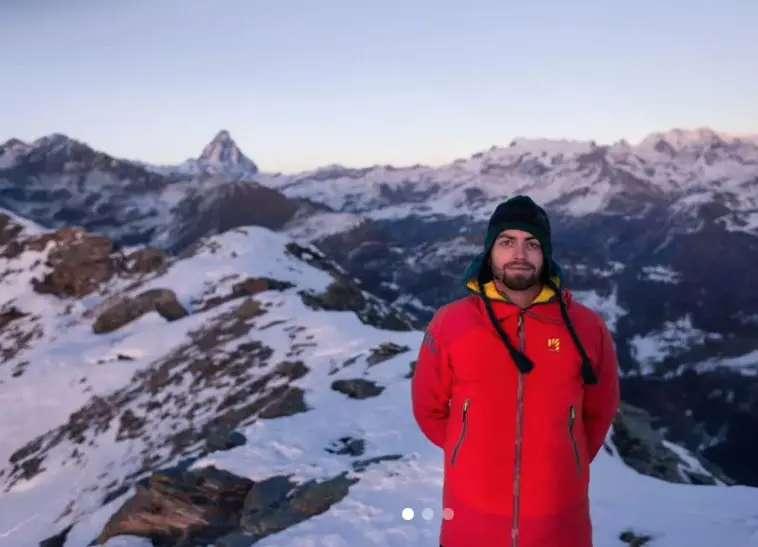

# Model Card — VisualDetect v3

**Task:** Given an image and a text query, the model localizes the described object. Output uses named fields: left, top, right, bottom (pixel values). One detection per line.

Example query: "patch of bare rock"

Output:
left=285, top=242, right=420, bottom=331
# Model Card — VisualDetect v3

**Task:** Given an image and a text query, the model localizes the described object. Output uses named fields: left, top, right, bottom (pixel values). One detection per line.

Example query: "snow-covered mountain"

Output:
left=153, top=130, right=260, bottom=178
left=1, top=212, right=757, bottom=547
left=2, top=127, right=758, bottom=489
left=256, top=127, right=758, bottom=232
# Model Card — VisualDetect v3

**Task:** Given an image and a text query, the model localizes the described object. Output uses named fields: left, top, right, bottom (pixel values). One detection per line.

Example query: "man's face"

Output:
left=490, top=229, right=544, bottom=291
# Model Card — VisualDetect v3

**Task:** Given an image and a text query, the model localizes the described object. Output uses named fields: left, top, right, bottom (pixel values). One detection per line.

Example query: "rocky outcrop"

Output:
left=0, top=305, right=26, bottom=330
left=366, top=342, right=411, bottom=366
left=93, top=288, right=189, bottom=333
left=97, top=465, right=357, bottom=546
left=285, top=241, right=420, bottom=332
left=331, top=378, right=384, bottom=399
left=611, top=402, right=732, bottom=485
left=192, top=277, right=295, bottom=314
left=0, top=218, right=167, bottom=299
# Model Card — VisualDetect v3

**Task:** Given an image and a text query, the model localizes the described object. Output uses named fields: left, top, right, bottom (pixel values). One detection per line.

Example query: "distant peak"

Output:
left=199, top=130, right=258, bottom=174
left=212, top=129, right=232, bottom=142
left=637, top=127, right=726, bottom=150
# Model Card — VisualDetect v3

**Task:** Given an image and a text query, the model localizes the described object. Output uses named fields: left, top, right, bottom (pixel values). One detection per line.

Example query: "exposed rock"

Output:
left=93, top=288, right=189, bottom=334
left=0, top=213, right=24, bottom=246
left=206, top=427, right=247, bottom=453
left=331, top=378, right=384, bottom=399
left=351, top=454, right=403, bottom=472
left=0, top=305, right=26, bottom=330
left=325, top=436, right=365, bottom=457
left=286, top=241, right=418, bottom=331
left=239, top=473, right=357, bottom=541
left=98, top=465, right=357, bottom=547
left=611, top=402, right=733, bottom=485
left=366, top=342, right=411, bottom=366
left=0, top=222, right=168, bottom=299
left=124, top=247, right=169, bottom=274
left=619, top=529, right=654, bottom=546
left=98, top=465, right=253, bottom=546
left=38, top=523, right=72, bottom=547
left=193, top=277, right=295, bottom=313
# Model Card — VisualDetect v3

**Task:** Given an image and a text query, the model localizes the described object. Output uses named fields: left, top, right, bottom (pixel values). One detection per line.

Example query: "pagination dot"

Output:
left=421, top=508, right=434, bottom=520
left=442, top=507, right=455, bottom=520
left=401, top=507, right=415, bottom=521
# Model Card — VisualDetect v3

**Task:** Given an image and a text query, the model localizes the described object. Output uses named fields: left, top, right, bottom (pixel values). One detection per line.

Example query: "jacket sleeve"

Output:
left=411, top=311, right=453, bottom=449
left=582, top=317, right=621, bottom=461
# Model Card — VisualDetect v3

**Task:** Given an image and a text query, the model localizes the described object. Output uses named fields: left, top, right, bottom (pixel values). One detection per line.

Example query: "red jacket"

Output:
left=411, top=281, right=620, bottom=547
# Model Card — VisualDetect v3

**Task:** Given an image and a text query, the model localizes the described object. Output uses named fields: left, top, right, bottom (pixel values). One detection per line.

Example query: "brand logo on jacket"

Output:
left=547, top=337, right=560, bottom=352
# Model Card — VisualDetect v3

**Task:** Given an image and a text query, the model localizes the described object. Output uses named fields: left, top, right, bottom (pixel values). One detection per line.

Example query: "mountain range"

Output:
left=1, top=126, right=758, bottom=545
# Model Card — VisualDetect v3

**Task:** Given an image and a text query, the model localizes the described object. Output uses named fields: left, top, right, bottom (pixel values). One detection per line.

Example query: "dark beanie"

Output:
left=477, top=195, right=556, bottom=283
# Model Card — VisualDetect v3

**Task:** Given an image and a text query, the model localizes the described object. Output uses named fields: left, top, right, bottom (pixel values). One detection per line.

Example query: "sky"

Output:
left=1, top=0, right=756, bottom=173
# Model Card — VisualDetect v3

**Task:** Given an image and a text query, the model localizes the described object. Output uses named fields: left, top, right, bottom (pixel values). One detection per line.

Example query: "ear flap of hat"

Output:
left=462, top=251, right=491, bottom=287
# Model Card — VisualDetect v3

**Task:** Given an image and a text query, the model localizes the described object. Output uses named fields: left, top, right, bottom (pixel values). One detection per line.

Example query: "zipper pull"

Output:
left=463, top=398, right=470, bottom=413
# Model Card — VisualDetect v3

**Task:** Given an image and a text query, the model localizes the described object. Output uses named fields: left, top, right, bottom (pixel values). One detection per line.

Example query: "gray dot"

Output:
left=442, top=507, right=454, bottom=520
left=422, top=508, right=434, bottom=520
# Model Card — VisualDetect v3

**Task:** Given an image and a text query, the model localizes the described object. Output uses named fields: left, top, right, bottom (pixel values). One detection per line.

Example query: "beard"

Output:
left=493, top=262, right=542, bottom=291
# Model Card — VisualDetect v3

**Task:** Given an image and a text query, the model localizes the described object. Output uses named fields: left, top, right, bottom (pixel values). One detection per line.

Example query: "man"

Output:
left=411, top=195, right=620, bottom=547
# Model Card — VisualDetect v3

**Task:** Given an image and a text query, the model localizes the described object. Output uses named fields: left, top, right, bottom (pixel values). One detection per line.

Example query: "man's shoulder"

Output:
left=432, top=294, right=479, bottom=321
left=426, top=295, right=480, bottom=341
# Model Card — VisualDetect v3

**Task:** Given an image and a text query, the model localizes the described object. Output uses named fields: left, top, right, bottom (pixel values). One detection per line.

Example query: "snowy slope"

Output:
left=0, top=217, right=757, bottom=546
left=61, top=384, right=758, bottom=547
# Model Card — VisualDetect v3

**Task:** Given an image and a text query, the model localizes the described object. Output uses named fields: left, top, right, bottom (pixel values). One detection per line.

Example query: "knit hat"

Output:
left=482, top=195, right=555, bottom=282
left=462, top=195, right=598, bottom=385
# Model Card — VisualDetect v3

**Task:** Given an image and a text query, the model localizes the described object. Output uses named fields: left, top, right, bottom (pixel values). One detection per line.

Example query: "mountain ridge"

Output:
left=2, top=124, right=758, bottom=489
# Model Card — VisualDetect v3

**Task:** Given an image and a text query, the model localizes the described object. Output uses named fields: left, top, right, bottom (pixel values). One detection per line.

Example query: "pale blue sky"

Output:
left=1, top=0, right=756, bottom=172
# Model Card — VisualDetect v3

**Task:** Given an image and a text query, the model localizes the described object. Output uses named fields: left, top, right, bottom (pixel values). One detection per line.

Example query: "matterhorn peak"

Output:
left=199, top=129, right=258, bottom=174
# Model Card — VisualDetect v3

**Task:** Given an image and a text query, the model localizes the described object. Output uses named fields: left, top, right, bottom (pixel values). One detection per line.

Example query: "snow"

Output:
left=50, top=335, right=758, bottom=547
left=572, top=287, right=628, bottom=334
left=640, top=265, right=681, bottom=284
left=0, top=207, right=45, bottom=235
left=2, top=222, right=758, bottom=547
left=628, top=316, right=724, bottom=375
left=232, top=128, right=758, bottom=223
left=283, top=211, right=367, bottom=241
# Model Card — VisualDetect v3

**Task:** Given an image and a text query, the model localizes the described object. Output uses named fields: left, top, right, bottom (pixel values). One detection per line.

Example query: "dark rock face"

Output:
left=285, top=241, right=420, bottom=331
left=92, top=288, right=189, bottom=333
left=331, top=378, right=384, bottom=399
left=97, top=465, right=357, bottom=547
left=0, top=217, right=167, bottom=299
left=621, top=371, right=758, bottom=487
left=611, top=403, right=732, bottom=485
left=192, top=277, right=295, bottom=313
left=161, top=181, right=310, bottom=253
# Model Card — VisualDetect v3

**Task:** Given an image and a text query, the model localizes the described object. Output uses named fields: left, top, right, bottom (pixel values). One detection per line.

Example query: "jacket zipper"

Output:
left=568, top=405, right=580, bottom=474
left=511, top=310, right=526, bottom=547
left=450, top=398, right=469, bottom=466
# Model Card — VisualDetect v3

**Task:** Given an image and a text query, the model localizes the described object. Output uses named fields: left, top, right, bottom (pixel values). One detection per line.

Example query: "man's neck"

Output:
left=493, top=280, right=543, bottom=309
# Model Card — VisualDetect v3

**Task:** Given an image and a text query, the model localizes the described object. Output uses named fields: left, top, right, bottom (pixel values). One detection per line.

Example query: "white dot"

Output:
left=402, top=508, right=415, bottom=521
left=443, top=508, right=455, bottom=520
left=422, top=508, right=434, bottom=520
